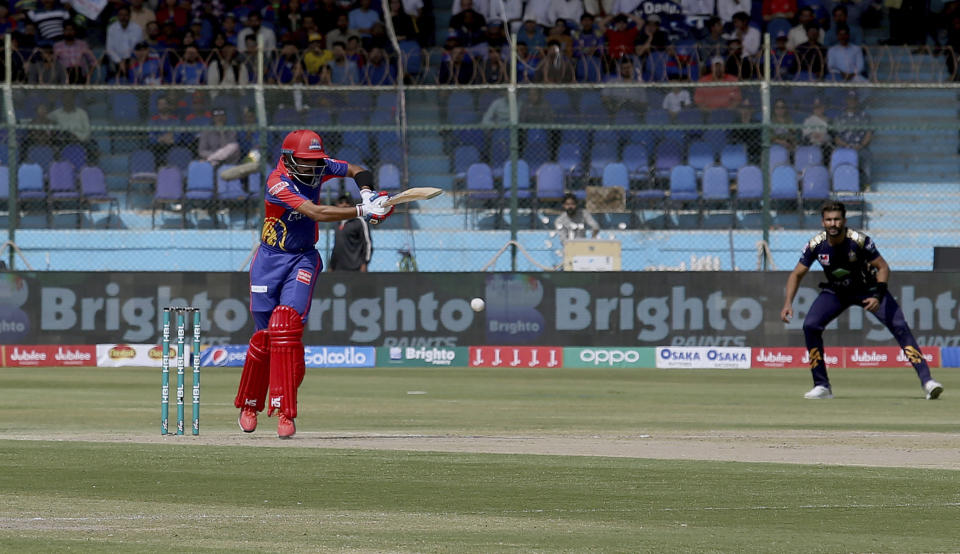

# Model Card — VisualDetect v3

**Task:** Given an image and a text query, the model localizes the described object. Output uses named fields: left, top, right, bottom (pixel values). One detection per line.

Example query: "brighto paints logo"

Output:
left=579, top=349, right=642, bottom=366
left=404, top=347, right=456, bottom=364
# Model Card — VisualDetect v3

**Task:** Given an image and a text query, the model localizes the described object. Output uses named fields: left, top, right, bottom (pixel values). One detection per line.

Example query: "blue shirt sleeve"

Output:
left=862, top=235, right=880, bottom=262
left=799, top=242, right=816, bottom=267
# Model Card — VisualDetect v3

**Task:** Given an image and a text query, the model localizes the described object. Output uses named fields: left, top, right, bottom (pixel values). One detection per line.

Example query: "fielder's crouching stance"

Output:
left=234, top=130, right=394, bottom=438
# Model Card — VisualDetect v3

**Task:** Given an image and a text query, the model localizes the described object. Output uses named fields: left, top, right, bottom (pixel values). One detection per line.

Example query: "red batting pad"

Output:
left=234, top=329, right=270, bottom=411
left=267, top=305, right=304, bottom=419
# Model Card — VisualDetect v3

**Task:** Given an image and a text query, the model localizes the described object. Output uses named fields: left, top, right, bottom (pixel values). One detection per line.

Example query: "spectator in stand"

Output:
left=173, top=45, right=207, bottom=84
left=294, top=15, right=321, bottom=48
left=555, top=193, right=600, bottom=239
left=129, top=0, right=156, bottom=33
left=389, top=0, right=420, bottom=43
left=834, top=90, right=872, bottom=181
left=600, top=13, right=644, bottom=61
left=450, top=0, right=488, bottom=49
left=633, top=14, right=670, bottom=59
left=237, top=12, right=277, bottom=54
left=188, top=19, right=213, bottom=51
left=795, top=23, right=827, bottom=79
left=523, top=0, right=554, bottom=28
left=241, top=35, right=261, bottom=83
left=699, top=16, right=726, bottom=63
left=157, top=21, right=183, bottom=50
left=480, top=45, right=508, bottom=83
left=198, top=107, right=241, bottom=167
left=326, top=13, right=359, bottom=50
left=366, top=21, right=392, bottom=51
left=515, top=41, right=540, bottom=82
left=802, top=96, right=831, bottom=158
left=184, top=91, right=212, bottom=128
left=724, top=38, right=756, bottom=79
left=28, top=0, right=70, bottom=46
left=26, top=102, right=56, bottom=147
left=303, top=33, right=333, bottom=83
left=663, top=82, right=693, bottom=116
left=827, top=24, right=866, bottom=81
left=888, top=0, right=928, bottom=45
left=728, top=12, right=760, bottom=57
left=349, top=0, right=381, bottom=38
left=17, top=21, right=41, bottom=51
left=485, top=22, right=509, bottom=53
left=236, top=106, right=260, bottom=155
left=208, top=41, right=250, bottom=89
left=517, top=18, right=547, bottom=51
left=106, top=6, right=145, bottom=76
left=345, top=36, right=367, bottom=68
left=451, top=0, right=491, bottom=19
left=601, top=57, right=647, bottom=113
left=546, top=18, right=575, bottom=58
left=717, top=0, right=752, bottom=24
left=787, top=7, right=818, bottom=51
left=53, top=22, right=97, bottom=84
left=364, top=46, right=397, bottom=84
left=536, top=39, right=576, bottom=83
left=824, top=5, right=864, bottom=47
left=277, top=0, right=305, bottom=39
left=0, top=5, right=15, bottom=35
left=763, top=0, right=796, bottom=21
left=548, top=0, right=584, bottom=27
left=683, top=0, right=718, bottom=25
left=125, top=41, right=164, bottom=84
left=27, top=44, right=68, bottom=84
left=487, top=0, right=524, bottom=33
left=155, top=0, right=190, bottom=29
left=329, top=41, right=360, bottom=84
left=314, top=0, right=346, bottom=34
left=221, top=13, right=240, bottom=45
left=694, top=56, right=742, bottom=110
left=574, top=12, right=604, bottom=58
left=49, top=92, right=95, bottom=160
left=772, top=31, right=797, bottom=79
left=439, top=39, right=477, bottom=84
left=770, top=98, right=797, bottom=150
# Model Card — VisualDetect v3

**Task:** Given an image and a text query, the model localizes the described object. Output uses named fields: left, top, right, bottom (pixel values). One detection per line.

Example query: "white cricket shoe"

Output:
left=804, top=385, right=833, bottom=399
left=924, top=380, right=944, bottom=400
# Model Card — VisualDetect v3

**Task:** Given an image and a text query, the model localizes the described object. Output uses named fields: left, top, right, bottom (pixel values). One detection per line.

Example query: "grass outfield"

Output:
left=0, top=366, right=958, bottom=552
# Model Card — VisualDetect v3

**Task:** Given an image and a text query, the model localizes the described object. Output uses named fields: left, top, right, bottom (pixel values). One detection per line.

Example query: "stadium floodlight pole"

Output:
left=3, top=33, right=18, bottom=269
left=506, top=18, right=520, bottom=271
left=760, top=32, right=772, bottom=269
left=381, top=0, right=414, bottom=240
left=254, top=35, right=269, bottom=228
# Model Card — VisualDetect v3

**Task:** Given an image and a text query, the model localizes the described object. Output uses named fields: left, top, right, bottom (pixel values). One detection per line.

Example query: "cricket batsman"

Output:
left=234, top=129, right=394, bottom=438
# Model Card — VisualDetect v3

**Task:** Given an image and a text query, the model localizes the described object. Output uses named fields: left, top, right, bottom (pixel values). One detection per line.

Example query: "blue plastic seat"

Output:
left=654, top=140, right=684, bottom=178
left=829, top=148, right=858, bottom=174
left=720, top=144, right=748, bottom=175
left=377, top=163, right=402, bottom=192
left=555, top=143, right=583, bottom=176
left=589, top=142, right=618, bottom=177
left=769, top=144, right=790, bottom=169
left=794, top=145, right=823, bottom=173
left=687, top=141, right=715, bottom=173
left=801, top=165, right=831, bottom=203
left=502, top=159, right=532, bottom=199
left=602, top=163, right=629, bottom=188
left=668, top=165, right=699, bottom=202
left=453, top=145, right=481, bottom=177
left=832, top=163, right=859, bottom=194
left=622, top=143, right=649, bottom=178
left=535, top=162, right=565, bottom=203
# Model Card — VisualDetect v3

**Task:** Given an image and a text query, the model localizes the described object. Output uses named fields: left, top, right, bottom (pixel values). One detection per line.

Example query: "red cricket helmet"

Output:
left=280, top=129, right=328, bottom=186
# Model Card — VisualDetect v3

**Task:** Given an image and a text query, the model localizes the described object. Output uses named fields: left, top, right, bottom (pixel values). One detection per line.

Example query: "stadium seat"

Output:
left=687, top=141, right=715, bottom=174
left=464, top=162, right=499, bottom=226
left=535, top=162, right=565, bottom=205
left=377, top=163, right=402, bottom=192
left=453, top=145, right=481, bottom=178
left=769, top=144, right=789, bottom=169
left=701, top=165, right=733, bottom=228
left=829, top=148, right=858, bottom=174
left=60, top=143, right=87, bottom=169
left=502, top=159, right=532, bottom=200
left=801, top=165, right=831, bottom=201
left=26, top=145, right=55, bottom=169
left=165, top=147, right=193, bottom=171
left=622, top=143, right=649, bottom=178
left=111, top=91, right=140, bottom=123
left=654, top=140, right=684, bottom=178
left=556, top=143, right=584, bottom=176
left=217, top=164, right=254, bottom=228
left=832, top=163, right=860, bottom=194
left=720, top=144, right=748, bottom=175
left=771, top=164, right=801, bottom=226
left=79, top=166, right=119, bottom=228
left=17, top=162, right=46, bottom=208
left=152, top=166, right=184, bottom=228
left=794, top=145, right=823, bottom=173
left=589, top=142, right=619, bottom=177
left=185, top=160, right=216, bottom=227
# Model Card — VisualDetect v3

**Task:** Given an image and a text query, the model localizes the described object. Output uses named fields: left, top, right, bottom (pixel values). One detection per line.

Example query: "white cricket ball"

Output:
left=470, top=298, right=486, bottom=312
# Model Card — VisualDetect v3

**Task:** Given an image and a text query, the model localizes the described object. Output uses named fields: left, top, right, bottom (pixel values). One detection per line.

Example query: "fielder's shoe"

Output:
left=804, top=385, right=833, bottom=399
left=238, top=407, right=258, bottom=433
left=277, top=413, right=296, bottom=439
left=924, top=379, right=944, bottom=400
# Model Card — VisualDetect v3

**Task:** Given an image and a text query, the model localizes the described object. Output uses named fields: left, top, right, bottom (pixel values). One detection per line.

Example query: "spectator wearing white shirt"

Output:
left=827, top=24, right=865, bottom=81
left=584, top=0, right=617, bottom=16
left=236, top=12, right=276, bottom=54
left=106, top=7, right=145, bottom=65
left=401, top=0, right=424, bottom=16
left=727, top=12, right=760, bottom=57
left=787, top=7, right=819, bottom=51
left=663, top=85, right=692, bottom=115
left=611, top=0, right=644, bottom=15
left=682, top=0, right=716, bottom=17
left=348, top=0, right=382, bottom=37
left=523, top=0, right=554, bottom=28
left=487, top=0, right=524, bottom=33
left=548, top=0, right=585, bottom=27
left=717, top=0, right=751, bottom=23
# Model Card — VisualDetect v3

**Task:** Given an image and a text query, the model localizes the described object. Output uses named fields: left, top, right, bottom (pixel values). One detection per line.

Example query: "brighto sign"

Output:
left=579, top=349, right=642, bottom=365
left=405, top=347, right=455, bottom=364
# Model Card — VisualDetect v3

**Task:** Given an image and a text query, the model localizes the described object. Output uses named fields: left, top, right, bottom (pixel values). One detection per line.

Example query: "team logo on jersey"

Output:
left=261, top=217, right=288, bottom=249
left=818, top=254, right=830, bottom=266
left=296, top=269, right=312, bottom=285
left=848, top=250, right=857, bottom=262
left=308, top=138, right=323, bottom=151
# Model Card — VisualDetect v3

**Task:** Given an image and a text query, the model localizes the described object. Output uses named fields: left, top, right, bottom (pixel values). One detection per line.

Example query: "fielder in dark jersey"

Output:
left=781, top=201, right=944, bottom=400
left=234, top=129, right=394, bottom=438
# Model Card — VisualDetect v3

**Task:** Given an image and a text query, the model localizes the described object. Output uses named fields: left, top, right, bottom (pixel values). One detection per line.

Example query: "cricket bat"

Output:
left=219, top=150, right=262, bottom=180
left=383, top=187, right=443, bottom=207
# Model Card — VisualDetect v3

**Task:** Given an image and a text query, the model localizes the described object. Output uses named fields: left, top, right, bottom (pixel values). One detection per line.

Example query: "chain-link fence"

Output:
left=3, top=49, right=960, bottom=271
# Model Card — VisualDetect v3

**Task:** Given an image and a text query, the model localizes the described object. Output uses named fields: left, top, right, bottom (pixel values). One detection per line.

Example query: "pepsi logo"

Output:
left=211, top=348, right=228, bottom=365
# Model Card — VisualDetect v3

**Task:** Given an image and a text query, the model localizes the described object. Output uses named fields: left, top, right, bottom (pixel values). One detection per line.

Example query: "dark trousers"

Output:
left=802, top=289, right=932, bottom=387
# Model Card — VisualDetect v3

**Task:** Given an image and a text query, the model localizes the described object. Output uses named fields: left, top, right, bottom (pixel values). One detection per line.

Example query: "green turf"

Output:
left=0, top=367, right=958, bottom=552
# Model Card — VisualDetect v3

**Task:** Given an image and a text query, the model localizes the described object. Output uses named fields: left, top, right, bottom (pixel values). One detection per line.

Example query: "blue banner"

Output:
left=200, top=345, right=248, bottom=367
left=304, top=346, right=376, bottom=368
left=942, top=347, right=960, bottom=368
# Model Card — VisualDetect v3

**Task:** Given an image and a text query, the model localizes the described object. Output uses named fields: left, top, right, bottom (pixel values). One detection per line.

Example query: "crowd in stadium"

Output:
left=0, top=0, right=954, bottom=86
